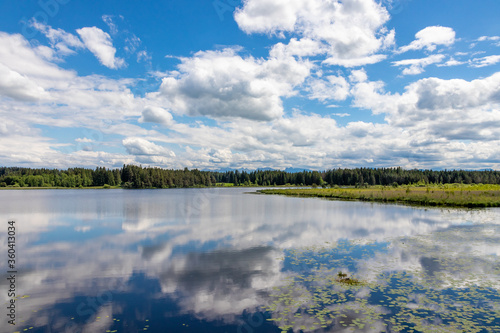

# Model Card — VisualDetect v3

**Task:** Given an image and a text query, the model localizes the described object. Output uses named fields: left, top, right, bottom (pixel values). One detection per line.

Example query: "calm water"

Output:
left=1, top=188, right=499, bottom=333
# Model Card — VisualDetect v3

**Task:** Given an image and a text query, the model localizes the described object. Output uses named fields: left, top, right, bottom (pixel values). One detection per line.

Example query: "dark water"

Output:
left=0, top=188, right=499, bottom=333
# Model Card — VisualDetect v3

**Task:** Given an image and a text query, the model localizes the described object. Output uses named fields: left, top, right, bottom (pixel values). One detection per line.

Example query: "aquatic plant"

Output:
left=266, top=231, right=500, bottom=332
left=336, top=271, right=363, bottom=286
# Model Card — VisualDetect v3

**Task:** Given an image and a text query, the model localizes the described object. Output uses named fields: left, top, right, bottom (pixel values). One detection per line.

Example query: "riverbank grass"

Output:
left=258, top=184, right=500, bottom=208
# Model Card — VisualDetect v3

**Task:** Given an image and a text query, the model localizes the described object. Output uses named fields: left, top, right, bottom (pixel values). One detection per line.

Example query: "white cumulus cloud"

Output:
left=0, top=62, right=48, bottom=101
left=270, top=38, right=325, bottom=58
left=122, top=137, right=175, bottom=157
left=235, top=0, right=394, bottom=67
left=307, top=75, right=350, bottom=101
left=76, top=27, right=125, bottom=69
left=399, top=26, right=455, bottom=53
left=139, top=106, right=174, bottom=126
left=351, top=72, right=500, bottom=143
left=152, top=48, right=311, bottom=121
left=324, top=54, right=387, bottom=67
left=0, top=32, right=74, bottom=82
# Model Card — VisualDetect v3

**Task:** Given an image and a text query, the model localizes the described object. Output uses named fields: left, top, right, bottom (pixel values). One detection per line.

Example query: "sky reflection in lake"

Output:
left=1, top=188, right=499, bottom=332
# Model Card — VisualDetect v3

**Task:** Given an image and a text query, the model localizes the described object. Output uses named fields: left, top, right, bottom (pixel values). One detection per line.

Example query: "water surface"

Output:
left=1, top=188, right=499, bottom=332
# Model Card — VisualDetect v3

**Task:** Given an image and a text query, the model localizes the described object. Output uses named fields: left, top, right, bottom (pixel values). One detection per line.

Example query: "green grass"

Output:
left=258, top=184, right=500, bottom=208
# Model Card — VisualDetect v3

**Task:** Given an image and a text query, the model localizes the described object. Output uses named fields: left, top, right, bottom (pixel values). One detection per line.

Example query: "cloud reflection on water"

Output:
left=0, top=188, right=499, bottom=332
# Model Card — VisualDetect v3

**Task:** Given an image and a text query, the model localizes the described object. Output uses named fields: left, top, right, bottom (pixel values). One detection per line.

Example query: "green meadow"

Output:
left=259, top=184, right=500, bottom=208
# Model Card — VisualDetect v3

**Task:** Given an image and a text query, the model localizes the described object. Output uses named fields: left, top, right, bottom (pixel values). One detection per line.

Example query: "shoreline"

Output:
left=4, top=184, right=500, bottom=209
left=0, top=184, right=294, bottom=190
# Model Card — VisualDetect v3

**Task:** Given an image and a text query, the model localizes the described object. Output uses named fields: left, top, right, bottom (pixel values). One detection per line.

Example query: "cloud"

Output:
left=147, top=113, right=410, bottom=170
left=75, top=138, right=94, bottom=143
left=122, top=137, right=175, bottom=157
left=208, top=148, right=233, bottom=164
left=0, top=62, right=47, bottom=101
left=351, top=72, right=500, bottom=146
left=469, top=55, right=500, bottom=68
left=307, top=75, right=350, bottom=101
left=235, top=0, right=394, bottom=67
left=124, top=70, right=500, bottom=170
left=477, top=36, right=500, bottom=42
left=411, top=73, right=500, bottom=112
left=0, top=133, right=56, bottom=165
left=102, top=15, right=119, bottom=35
left=349, top=69, right=368, bottom=83
left=139, top=106, right=174, bottom=126
left=0, top=32, right=74, bottom=82
left=137, top=50, right=152, bottom=64
left=392, top=54, right=445, bottom=75
left=0, top=32, right=154, bottom=167
left=270, top=38, right=324, bottom=57
left=324, top=54, right=388, bottom=67
left=3, top=21, right=500, bottom=171
left=353, top=72, right=500, bottom=117
left=76, top=27, right=125, bottom=69
left=437, top=57, right=466, bottom=67
left=31, top=21, right=84, bottom=56
left=124, top=35, right=141, bottom=54
left=152, top=48, right=311, bottom=121
left=399, top=26, right=455, bottom=53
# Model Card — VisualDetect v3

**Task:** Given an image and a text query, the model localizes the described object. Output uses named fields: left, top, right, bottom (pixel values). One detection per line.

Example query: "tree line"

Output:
left=1, top=165, right=500, bottom=189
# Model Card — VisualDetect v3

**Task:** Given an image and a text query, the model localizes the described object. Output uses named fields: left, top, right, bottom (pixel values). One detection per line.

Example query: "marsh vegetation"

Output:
left=259, top=184, right=500, bottom=208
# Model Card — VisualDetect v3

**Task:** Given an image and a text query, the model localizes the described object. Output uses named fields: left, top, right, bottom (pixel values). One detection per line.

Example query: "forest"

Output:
left=1, top=165, right=500, bottom=189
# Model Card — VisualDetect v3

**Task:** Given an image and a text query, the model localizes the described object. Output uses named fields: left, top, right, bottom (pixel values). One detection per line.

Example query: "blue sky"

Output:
left=0, top=0, right=499, bottom=170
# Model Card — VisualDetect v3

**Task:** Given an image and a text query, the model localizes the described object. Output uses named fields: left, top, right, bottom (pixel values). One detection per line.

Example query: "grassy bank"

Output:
left=258, top=184, right=500, bottom=208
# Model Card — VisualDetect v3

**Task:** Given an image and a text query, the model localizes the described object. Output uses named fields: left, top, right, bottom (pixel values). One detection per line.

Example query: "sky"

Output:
left=0, top=0, right=499, bottom=171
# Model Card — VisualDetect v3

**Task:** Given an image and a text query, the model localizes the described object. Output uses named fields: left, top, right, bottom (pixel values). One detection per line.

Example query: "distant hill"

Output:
left=202, top=167, right=312, bottom=173
left=284, top=167, right=313, bottom=173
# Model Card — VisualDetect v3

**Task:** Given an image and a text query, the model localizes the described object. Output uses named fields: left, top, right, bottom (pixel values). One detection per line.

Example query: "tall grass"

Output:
left=259, top=184, right=500, bottom=208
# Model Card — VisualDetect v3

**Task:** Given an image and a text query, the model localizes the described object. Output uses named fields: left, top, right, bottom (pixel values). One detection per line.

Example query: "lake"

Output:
left=1, top=188, right=499, bottom=333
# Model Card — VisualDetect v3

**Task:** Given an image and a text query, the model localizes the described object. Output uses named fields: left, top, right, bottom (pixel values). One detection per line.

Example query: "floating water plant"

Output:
left=336, top=271, right=363, bottom=286
left=267, top=231, right=500, bottom=332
